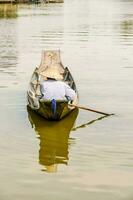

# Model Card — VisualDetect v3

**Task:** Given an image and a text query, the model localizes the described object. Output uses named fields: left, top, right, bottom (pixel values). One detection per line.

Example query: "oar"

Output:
left=69, top=104, right=114, bottom=116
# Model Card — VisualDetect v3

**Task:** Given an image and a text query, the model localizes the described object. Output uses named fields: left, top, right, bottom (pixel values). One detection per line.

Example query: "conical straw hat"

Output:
left=40, top=67, right=63, bottom=80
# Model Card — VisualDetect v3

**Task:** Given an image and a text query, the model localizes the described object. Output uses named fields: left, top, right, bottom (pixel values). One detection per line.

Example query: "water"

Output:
left=0, top=1, right=133, bottom=199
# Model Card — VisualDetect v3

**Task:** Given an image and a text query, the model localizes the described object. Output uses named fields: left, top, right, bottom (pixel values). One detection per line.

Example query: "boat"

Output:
left=27, top=106, right=78, bottom=172
left=27, top=50, right=78, bottom=120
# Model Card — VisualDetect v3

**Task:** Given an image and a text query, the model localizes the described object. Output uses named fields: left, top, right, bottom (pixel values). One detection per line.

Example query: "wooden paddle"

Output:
left=69, top=104, right=114, bottom=116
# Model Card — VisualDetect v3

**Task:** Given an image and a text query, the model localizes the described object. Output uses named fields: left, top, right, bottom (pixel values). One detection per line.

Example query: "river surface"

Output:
left=0, top=0, right=133, bottom=199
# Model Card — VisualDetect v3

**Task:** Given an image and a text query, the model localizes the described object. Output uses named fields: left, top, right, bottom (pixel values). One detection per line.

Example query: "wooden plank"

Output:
left=41, top=0, right=64, bottom=3
left=0, top=0, right=16, bottom=3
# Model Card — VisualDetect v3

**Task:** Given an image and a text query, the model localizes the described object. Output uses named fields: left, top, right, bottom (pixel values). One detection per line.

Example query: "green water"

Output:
left=0, top=1, right=133, bottom=199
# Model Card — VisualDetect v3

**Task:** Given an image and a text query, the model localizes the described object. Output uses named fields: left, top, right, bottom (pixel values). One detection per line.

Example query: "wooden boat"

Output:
left=27, top=50, right=78, bottom=120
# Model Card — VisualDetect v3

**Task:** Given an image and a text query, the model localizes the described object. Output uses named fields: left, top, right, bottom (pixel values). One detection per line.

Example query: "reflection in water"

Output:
left=0, top=0, right=133, bottom=198
left=0, top=4, right=18, bottom=18
left=73, top=115, right=110, bottom=131
left=27, top=107, right=79, bottom=173
left=121, top=20, right=133, bottom=36
left=0, top=6, right=18, bottom=87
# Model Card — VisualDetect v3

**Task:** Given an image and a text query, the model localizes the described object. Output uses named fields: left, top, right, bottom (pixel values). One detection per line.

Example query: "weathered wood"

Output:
left=31, top=0, right=64, bottom=3
left=0, top=0, right=63, bottom=3
left=0, top=0, right=16, bottom=3
left=48, top=0, right=64, bottom=3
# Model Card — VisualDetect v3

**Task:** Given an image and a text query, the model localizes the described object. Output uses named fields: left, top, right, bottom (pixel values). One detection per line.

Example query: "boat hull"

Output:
left=33, top=100, right=74, bottom=120
left=27, top=50, right=78, bottom=120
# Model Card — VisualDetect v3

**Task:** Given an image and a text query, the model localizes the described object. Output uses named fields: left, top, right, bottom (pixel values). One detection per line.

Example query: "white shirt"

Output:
left=40, top=80, right=76, bottom=101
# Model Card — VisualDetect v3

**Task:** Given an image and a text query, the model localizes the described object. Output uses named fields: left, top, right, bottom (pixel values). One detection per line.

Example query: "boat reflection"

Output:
left=0, top=4, right=18, bottom=18
left=27, top=107, right=79, bottom=173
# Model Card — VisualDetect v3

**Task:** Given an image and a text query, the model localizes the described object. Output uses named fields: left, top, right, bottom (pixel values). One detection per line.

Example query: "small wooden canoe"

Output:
left=27, top=50, right=78, bottom=120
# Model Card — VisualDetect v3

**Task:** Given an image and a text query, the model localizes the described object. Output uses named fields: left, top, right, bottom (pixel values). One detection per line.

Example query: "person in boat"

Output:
left=40, top=68, right=76, bottom=102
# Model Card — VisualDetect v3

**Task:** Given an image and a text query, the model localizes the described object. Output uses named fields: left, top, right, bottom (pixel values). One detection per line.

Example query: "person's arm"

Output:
left=64, top=83, right=76, bottom=101
left=40, top=82, right=45, bottom=98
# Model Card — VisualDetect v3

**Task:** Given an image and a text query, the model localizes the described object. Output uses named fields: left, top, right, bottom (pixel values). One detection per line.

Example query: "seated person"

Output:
left=40, top=69, right=76, bottom=101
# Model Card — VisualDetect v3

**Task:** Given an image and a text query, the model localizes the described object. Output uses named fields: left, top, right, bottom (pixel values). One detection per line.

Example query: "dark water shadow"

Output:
left=27, top=107, right=79, bottom=173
